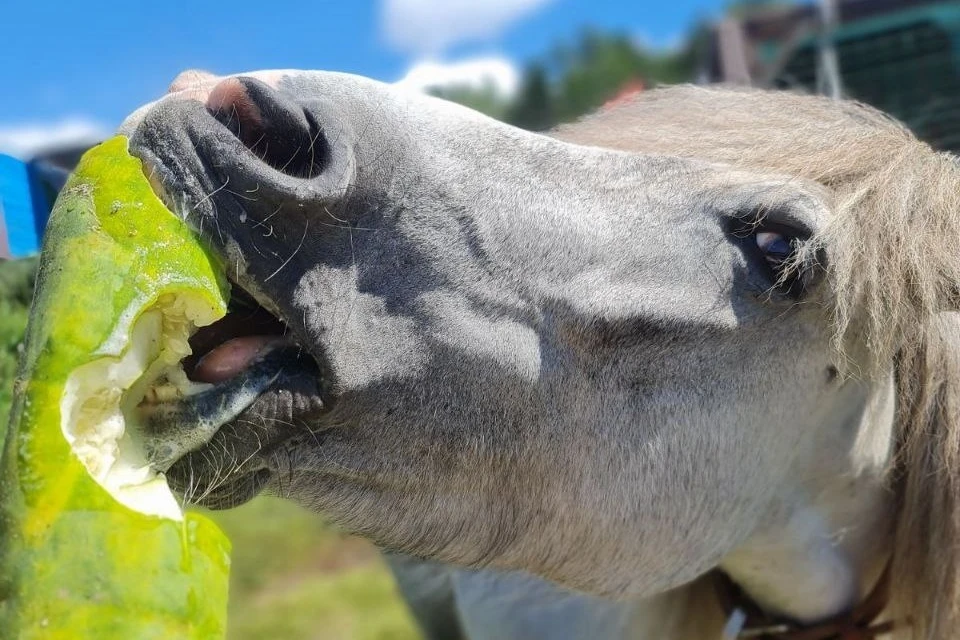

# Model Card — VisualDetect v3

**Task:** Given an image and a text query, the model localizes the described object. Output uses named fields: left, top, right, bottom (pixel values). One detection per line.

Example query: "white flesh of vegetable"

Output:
left=60, top=295, right=218, bottom=520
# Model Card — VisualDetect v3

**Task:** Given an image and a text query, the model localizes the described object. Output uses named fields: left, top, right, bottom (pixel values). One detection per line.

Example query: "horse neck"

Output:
left=624, top=373, right=898, bottom=639
left=720, top=373, right=897, bottom=623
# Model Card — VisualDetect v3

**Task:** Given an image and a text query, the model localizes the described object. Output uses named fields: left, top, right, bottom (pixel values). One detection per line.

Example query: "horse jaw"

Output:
left=719, top=371, right=897, bottom=624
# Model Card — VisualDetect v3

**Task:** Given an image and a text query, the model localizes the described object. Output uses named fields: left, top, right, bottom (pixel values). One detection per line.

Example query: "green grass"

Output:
left=0, top=258, right=422, bottom=640
left=208, top=498, right=421, bottom=640
left=211, top=498, right=421, bottom=640
left=0, top=258, right=36, bottom=418
left=0, top=297, right=29, bottom=417
left=227, top=564, right=421, bottom=640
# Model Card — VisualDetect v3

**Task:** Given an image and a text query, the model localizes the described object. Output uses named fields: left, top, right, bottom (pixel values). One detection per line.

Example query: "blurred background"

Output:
left=2, top=0, right=959, bottom=637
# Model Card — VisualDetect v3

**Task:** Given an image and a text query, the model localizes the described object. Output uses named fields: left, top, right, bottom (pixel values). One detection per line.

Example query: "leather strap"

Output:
left=714, top=560, right=898, bottom=639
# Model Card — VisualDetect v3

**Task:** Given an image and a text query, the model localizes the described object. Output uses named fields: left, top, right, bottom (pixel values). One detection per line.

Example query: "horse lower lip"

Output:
left=140, top=344, right=306, bottom=471
left=169, top=467, right=274, bottom=511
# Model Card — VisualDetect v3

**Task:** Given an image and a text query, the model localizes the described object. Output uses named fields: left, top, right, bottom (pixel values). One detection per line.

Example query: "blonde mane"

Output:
left=556, top=85, right=960, bottom=638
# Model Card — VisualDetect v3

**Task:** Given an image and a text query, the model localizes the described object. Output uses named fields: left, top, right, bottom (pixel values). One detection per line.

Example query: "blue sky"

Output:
left=0, top=0, right=727, bottom=157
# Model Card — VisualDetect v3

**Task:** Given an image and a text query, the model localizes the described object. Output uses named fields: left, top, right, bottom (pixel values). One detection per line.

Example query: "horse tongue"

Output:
left=191, top=336, right=285, bottom=384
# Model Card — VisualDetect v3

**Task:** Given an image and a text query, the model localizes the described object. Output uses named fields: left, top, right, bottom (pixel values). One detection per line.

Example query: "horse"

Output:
left=120, top=69, right=960, bottom=638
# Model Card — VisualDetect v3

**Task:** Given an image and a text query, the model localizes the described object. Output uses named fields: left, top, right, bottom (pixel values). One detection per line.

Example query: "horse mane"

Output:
left=554, top=85, right=960, bottom=638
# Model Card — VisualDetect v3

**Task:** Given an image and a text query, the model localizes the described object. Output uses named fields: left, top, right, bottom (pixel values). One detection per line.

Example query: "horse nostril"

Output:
left=205, top=77, right=325, bottom=179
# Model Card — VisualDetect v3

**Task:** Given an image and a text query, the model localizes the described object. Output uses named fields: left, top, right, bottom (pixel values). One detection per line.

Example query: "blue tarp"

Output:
left=0, top=154, right=67, bottom=259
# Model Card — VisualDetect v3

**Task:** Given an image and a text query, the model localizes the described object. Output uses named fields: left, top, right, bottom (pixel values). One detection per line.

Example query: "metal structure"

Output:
left=703, top=0, right=960, bottom=152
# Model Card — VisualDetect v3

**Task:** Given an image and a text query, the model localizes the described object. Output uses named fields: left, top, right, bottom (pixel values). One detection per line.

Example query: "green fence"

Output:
left=772, top=3, right=960, bottom=152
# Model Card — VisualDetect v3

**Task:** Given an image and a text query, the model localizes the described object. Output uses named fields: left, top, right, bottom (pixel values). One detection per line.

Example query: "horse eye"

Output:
left=755, top=231, right=795, bottom=267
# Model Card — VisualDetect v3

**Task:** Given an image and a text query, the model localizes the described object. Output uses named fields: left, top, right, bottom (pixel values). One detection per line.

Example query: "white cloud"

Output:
left=0, top=118, right=108, bottom=160
left=395, top=56, right=520, bottom=97
left=383, top=0, right=555, bottom=55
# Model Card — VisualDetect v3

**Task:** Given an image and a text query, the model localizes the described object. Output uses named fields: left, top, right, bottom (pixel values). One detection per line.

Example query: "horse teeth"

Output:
left=149, top=384, right=181, bottom=403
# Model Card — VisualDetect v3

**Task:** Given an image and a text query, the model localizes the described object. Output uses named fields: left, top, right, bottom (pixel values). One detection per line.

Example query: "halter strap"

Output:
left=714, top=559, right=898, bottom=639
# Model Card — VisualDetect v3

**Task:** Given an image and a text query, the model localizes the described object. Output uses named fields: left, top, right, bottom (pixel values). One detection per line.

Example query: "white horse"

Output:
left=121, top=70, right=960, bottom=638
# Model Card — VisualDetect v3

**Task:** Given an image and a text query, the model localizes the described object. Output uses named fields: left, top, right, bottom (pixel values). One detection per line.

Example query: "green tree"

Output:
left=429, top=80, right=510, bottom=122
left=425, top=26, right=702, bottom=130
left=505, top=64, right=555, bottom=131
left=551, top=28, right=696, bottom=123
left=0, top=258, right=37, bottom=420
